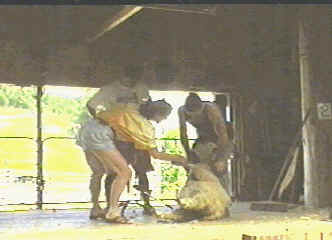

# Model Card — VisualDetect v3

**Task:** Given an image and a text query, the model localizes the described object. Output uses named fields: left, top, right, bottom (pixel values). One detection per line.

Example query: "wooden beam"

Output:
left=298, top=16, right=316, bottom=208
left=299, top=6, right=332, bottom=208
left=86, top=5, right=143, bottom=43
left=140, top=5, right=217, bottom=16
left=86, top=4, right=216, bottom=44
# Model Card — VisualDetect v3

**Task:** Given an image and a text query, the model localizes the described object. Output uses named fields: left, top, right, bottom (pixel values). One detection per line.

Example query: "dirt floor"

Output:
left=0, top=202, right=332, bottom=240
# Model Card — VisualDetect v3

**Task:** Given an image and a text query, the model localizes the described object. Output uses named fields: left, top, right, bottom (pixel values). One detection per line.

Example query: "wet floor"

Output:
left=0, top=202, right=331, bottom=240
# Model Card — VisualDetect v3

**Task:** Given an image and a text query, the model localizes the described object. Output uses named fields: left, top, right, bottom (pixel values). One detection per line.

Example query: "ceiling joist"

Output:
left=86, top=4, right=216, bottom=44
left=86, top=5, right=143, bottom=43
left=140, top=4, right=217, bottom=16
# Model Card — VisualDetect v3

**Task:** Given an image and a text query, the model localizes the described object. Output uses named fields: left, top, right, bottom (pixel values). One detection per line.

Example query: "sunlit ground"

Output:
left=0, top=203, right=332, bottom=240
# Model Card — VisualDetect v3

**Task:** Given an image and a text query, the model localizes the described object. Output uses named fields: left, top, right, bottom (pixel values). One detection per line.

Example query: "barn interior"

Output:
left=1, top=4, right=332, bottom=239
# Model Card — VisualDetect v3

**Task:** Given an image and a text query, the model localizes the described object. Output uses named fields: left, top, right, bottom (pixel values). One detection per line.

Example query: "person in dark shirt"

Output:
left=178, top=92, right=234, bottom=189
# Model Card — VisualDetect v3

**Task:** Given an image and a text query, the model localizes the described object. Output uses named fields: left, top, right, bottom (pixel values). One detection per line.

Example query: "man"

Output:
left=86, top=65, right=157, bottom=216
left=178, top=92, right=234, bottom=189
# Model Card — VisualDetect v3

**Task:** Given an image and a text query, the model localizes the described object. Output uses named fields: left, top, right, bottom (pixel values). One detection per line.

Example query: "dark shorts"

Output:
left=114, top=140, right=154, bottom=174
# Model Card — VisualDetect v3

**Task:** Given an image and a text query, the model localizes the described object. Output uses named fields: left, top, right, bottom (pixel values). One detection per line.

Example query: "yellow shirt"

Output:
left=97, top=106, right=157, bottom=151
left=88, top=81, right=154, bottom=150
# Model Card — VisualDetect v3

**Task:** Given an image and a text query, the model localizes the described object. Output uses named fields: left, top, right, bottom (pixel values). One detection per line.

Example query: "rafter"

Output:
left=86, top=5, right=143, bottom=43
left=140, top=4, right=217, bottom=16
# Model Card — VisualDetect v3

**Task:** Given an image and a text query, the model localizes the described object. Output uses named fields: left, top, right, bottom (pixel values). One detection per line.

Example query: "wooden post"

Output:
left=298, top=6, right=332, bottom=208
left=36, top=85, right=44, bottom=210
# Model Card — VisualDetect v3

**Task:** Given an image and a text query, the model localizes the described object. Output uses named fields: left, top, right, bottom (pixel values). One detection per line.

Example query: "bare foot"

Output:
left=89, top=207, right=107, bottom=220
left=105, top=207, right=130, bottom=224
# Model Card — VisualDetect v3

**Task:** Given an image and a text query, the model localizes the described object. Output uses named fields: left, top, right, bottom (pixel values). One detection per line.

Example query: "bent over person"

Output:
left=78, top=97, right=187, bottom=223
left=178, top=92, right=234, bottom=190
left=87, top=65, right=157, bottom=215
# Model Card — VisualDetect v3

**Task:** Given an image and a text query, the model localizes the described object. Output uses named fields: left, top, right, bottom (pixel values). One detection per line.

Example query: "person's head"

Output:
left=122, top=65, right=144, bottom=87
left=139, top=99, right=172, bottom=123
left=184, top=92, right=204, bottom=114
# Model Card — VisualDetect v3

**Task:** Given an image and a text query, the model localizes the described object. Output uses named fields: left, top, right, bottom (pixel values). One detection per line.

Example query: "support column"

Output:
left=299, top=6, right=332, bottom=208
left=36, top=85, right=44, bottom=210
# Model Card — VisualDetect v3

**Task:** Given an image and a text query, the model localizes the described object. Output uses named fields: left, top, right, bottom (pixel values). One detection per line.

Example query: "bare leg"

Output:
left=105, top=174, right=116, bottom=210
left=91, top=150, right=132, bottom=221
left=85, top=151, right=106, bottom=219
left=90, top=173, right=103, bottom=210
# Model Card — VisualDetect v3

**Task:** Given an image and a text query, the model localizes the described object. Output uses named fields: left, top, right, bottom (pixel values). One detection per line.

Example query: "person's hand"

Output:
left=215, top=142, right=235, bottom=160
left=214, top=160, right=227, bottom=173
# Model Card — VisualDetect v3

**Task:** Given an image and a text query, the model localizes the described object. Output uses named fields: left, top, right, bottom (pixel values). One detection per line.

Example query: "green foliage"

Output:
left=159, top=129, right=187, bottom=196
left=0, top=84, right=97, bottom=176
left=0, top=85, right=35, bottom=109
left=0, top=84, right=96, bottom=137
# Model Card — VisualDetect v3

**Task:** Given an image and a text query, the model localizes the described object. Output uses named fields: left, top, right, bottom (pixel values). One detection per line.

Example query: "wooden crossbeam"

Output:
left=140, top=4, right=217, bottom=16
left=86, top=4, right=216, bottom=44
left=86, top=5, right=143, bottom=43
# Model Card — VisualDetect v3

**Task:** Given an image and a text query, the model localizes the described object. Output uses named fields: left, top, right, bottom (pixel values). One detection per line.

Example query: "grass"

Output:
left=0, top=107, right=89, bottom=174
left=0, top=106, right=185, bottom=208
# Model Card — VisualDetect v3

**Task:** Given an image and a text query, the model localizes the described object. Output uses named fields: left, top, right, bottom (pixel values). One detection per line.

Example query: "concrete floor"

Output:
left=0, top=202, right=331, bottom=240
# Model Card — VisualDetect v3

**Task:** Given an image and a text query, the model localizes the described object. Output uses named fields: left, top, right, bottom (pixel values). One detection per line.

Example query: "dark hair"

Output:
left=139, top=99, right=172, bottom=120
left=184, top=92, right=202, bottom=112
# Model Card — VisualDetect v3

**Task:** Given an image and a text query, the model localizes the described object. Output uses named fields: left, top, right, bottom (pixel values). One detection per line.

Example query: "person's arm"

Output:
left=178, top=107, right=191, bottom=157
left=207, top=103, right=234, bottom=172
left=148, top=148, right=187, bottom=167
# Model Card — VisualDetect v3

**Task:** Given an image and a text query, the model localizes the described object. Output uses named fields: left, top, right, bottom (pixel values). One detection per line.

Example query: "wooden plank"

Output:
left=268, top=108, right=311, bottom=201
left=278, top=146, right=300, bottom=199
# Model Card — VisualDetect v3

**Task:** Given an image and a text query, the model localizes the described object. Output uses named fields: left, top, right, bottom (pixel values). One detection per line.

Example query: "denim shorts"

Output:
left=76, top=118, right=116, bottom=151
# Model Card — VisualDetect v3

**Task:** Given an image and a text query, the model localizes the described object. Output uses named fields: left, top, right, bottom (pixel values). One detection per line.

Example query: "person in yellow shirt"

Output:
left=78, top=99, right=187, bottom=223
left=80, top=66, right=187, bottom=223
left=87, top=65, right=157, bottom=215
